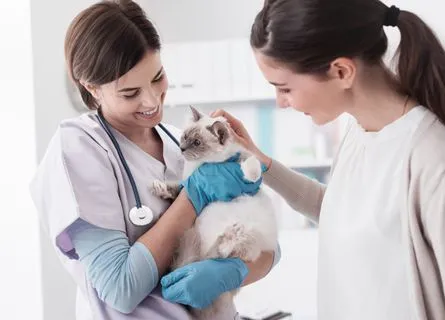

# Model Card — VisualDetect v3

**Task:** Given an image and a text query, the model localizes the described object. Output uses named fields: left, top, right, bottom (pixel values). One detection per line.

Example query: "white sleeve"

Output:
left=30, top=125, right=126, bottom=258
left=422, top=169, right=445, bottom=294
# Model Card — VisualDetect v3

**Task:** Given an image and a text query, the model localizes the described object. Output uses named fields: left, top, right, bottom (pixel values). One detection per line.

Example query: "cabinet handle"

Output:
left=181, top=84, right=194, bottom=89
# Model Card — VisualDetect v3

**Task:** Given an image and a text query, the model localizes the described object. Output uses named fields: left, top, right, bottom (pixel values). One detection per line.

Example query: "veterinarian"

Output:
left=213, top=1, right=445, bottom=319
left=30, top=1, right=280, bottom=319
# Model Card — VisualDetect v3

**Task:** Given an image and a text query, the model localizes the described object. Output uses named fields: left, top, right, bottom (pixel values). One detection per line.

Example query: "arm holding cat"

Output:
left=161, top=249, right=281, bottom=309
left=154, top=155, right=281, bottom=287
left=160, top=155, right=281, bottom=309
left=243, top=244, right=281, bottom=285
left=65, top=191, right=197, bottom=314
left=69, top=163, right=272, bottom=314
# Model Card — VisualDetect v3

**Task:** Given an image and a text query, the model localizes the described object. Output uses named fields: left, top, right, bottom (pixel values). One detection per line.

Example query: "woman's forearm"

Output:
left=242, top=251, right=274, bottom=286
left=137, top=190, right=196, bottom=275
left=255, top=149, right=326, bottom=222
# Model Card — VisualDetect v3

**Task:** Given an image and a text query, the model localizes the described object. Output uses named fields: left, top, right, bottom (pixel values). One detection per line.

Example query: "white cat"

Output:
left=151, top=107, right=278, bottom=320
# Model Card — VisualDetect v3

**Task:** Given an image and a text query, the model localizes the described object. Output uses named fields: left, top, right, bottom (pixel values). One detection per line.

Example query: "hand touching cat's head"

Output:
left=180, top=106, right=237, bottom=162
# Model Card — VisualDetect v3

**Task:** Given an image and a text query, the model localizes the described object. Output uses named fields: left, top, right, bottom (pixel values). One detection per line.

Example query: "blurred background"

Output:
left=1, top=0, right=442, bottom=319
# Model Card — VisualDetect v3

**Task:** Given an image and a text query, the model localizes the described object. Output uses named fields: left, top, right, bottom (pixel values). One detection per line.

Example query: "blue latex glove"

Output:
left=161, top=258, right=248, bottom=309
left=181, top=154, right=262, bottom=215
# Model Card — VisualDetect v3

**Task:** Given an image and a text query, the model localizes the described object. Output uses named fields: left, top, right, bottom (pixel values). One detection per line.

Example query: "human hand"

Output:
left=181, top=154, right=262, bottom=215
left=161, top=258, right=248, bottom=309
left=211, top=109, right=272, bottom=170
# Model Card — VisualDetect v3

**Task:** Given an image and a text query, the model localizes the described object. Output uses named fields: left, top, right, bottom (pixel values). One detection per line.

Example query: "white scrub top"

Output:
left=30, top=112, right=196, bottom=319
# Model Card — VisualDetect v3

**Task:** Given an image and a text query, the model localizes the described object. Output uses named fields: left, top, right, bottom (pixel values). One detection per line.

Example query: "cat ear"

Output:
left=189, top=105, right=203, bottom=122
left=208, top=121, right=229, bottom=145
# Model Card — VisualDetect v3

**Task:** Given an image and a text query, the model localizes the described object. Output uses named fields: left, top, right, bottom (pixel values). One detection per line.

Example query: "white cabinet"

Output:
left=249, top=46, right=276, bottom=100
left=176, top=43, right=198, bottom=104
left=211, top=40, right=232, bottom=102
left=228, top=38, right=252, bottom=100
left=162, top=42, right=201, bottom=105
left=162, top=38, right=275, bottom=106
left=193, top=42, right=214, bottom=103
left=161, top=43, right=181, bottom=105
left=229, top=38, right=275, bottom=101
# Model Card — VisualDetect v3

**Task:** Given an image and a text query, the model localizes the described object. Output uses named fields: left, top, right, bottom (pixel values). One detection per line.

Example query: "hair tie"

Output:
left=384, top=5, right=401, bottom=27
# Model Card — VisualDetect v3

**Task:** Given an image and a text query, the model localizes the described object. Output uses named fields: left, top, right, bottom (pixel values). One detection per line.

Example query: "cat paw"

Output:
left=241, top=156, right=262, bottom=182
left=151, top=180, right=174, bottom=199
left=217, top=224, right=262, bottom=262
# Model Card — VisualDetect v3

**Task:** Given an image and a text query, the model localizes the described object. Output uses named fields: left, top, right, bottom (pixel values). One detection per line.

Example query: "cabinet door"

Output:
left=210, top=40, right=231, bottom=102
left=190, top=41, right=213, bottom=104
left=161, top=43, right=181, bottom=106
left=175, top=43, right=199, bottom=104
left=248, top=48, right=275, bottom=100
left=163, top=42, right=214, bottom=105
left=229, top=38, right=251, bottom=101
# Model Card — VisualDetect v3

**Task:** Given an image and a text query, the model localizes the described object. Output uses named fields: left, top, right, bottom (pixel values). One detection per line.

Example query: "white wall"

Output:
left=145, top=0, right=263, bottom=43
left=30, top=1, right=97, bottom=319
left=0, top=1, right=42, bottom=319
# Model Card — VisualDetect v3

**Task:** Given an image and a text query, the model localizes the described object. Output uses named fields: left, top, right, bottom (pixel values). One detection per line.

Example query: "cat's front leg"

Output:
left=151, top=180, right=181, bottom=200
left=210, top=224, right=262, bottom=263
left=240, top=155, right=262, bottom=183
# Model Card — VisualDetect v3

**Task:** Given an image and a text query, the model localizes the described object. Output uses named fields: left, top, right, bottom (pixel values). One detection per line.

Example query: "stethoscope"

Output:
left=96, top=110, right=180, bottom=226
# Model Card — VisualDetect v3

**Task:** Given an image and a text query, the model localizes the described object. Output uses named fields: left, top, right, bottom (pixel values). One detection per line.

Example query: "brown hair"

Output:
left=65, top=0, right=161, bottom=110
left=251, top=0, right=445, bottom=123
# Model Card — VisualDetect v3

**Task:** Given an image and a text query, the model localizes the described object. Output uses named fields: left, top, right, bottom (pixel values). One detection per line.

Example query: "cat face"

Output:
left=180, top=106, right=231, bottom=161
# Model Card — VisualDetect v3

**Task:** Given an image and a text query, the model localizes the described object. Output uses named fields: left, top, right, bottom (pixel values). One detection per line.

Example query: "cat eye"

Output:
left=193, top=139, right=201, bottom=146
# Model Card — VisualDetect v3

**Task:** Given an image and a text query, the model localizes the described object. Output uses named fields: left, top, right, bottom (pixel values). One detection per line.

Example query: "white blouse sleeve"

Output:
left=30, top=124, right=126, bottom=258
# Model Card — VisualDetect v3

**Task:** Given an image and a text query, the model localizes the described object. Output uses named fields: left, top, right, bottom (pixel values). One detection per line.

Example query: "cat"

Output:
left=151, top=106, right=278, bottom=320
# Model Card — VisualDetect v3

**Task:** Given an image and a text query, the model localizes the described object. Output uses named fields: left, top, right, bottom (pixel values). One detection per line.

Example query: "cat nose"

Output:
left=180, top=146, right=186, bottom=152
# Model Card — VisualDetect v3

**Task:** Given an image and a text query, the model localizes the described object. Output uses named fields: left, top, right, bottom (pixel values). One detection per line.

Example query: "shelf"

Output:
left=164, top=96, right=276, bottom=108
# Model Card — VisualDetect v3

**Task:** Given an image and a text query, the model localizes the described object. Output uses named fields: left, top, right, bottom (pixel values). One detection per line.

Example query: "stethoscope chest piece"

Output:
left=129, top=205, right=154, bottom=226
left=96, top=110, right=179, bottom=228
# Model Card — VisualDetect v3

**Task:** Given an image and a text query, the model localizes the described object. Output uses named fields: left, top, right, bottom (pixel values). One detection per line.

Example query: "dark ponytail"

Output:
left=251, top=0, right=445, bottom=124
left=397, top=11, right=445, bottom=123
